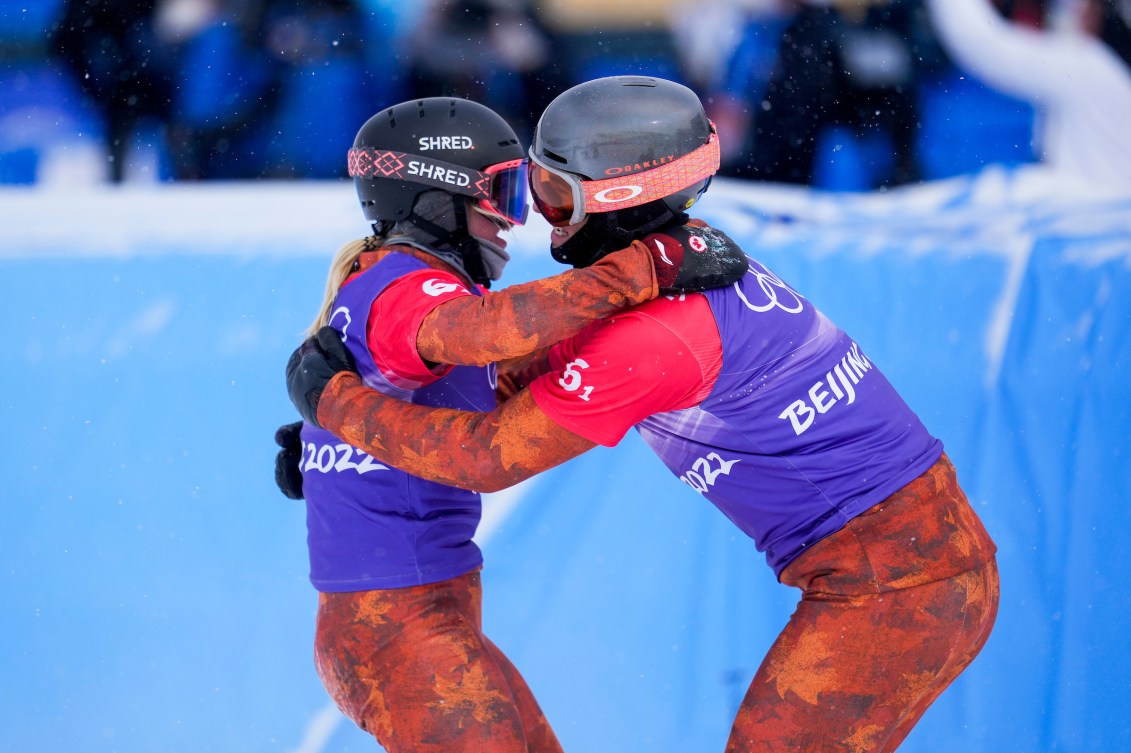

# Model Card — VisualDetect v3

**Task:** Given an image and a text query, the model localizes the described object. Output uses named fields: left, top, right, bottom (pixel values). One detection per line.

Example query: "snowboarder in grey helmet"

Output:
left=529, top=75, right=721, bottom=268
left=348, top=97, right=530, bottom=287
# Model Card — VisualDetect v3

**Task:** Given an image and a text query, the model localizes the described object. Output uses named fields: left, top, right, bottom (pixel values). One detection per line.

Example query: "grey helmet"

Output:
left=529, top=76, right=718, bottom=227
left=528, top=76, right=719, bottom=267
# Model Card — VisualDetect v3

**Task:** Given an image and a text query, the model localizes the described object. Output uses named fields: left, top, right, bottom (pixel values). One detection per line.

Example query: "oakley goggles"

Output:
left=528, top=122, right=720, bottom=227
left=347, top=148, right=530, bottom=226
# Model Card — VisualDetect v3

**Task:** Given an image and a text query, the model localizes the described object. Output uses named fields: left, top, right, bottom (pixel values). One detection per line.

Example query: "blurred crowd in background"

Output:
left=1, top=0, right=1129, bottom=191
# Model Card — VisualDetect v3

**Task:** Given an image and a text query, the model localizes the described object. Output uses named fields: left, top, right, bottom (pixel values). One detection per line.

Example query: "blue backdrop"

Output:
left=2, top=168, right=1128, bottom=752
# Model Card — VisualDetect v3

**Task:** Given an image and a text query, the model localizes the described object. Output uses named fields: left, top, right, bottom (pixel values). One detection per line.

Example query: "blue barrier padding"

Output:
left=1, top=169, right=1128, bottom=752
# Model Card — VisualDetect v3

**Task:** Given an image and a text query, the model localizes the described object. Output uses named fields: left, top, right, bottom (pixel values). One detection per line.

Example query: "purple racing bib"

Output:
left=637, top=257, right=942, bottom=576
left=300, top=253, right=496, bottom=591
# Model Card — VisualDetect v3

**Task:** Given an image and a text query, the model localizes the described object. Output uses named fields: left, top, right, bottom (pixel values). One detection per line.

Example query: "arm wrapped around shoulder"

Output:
left=639, top=219, right=749, bottom=294
left=317, top=372, right=595, bottom=493
left=416, top=244, right=658, bottom=367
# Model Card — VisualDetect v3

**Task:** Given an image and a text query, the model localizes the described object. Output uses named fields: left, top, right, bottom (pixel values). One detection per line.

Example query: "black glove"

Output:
left=274, top=421, right=304, bottom=500
left=285, top=326, right=357, bottom=429
left=640, top=221, right=749, bottom=294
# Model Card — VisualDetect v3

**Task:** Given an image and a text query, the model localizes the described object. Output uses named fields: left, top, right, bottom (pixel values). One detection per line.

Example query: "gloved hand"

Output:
left=286, top=326, right=357, bottom=429
left=274, top=421, right=304, bottom=500
left=640, top=220, right=749, bottom=294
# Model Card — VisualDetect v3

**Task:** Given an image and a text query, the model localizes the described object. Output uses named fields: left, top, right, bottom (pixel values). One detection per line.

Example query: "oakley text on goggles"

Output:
left=528, top=122, right=720, bottom=227
left=347, top=147, right=530, bottom=226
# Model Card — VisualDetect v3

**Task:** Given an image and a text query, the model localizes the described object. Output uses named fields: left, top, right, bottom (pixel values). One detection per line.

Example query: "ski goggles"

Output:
left=528, top=122, right=720, bottom=227
left=347, top=148, right=530, bottom=226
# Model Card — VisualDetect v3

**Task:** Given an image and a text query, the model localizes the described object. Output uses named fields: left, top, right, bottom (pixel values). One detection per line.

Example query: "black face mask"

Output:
left=551, top=201, right=683, bottom=268
left=381, top=191, right=494, bottom=287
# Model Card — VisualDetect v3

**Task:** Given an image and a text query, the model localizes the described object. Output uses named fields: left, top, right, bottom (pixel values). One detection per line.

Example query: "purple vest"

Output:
left=637, top=257, right=942, bottom=576
left=300, top=252, right=496, bottom=592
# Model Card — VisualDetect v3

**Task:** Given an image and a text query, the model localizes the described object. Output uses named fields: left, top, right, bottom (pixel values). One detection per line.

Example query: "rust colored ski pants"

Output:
left=314, top=569, right=562, bottom=753
left=727, top=454, right=1000, bottom=753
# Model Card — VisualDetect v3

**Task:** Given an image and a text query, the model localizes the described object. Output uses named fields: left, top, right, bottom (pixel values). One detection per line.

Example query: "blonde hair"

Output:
left=307, top=235, right=384, bottom=337
left=469, top=202, right=516, bottom=230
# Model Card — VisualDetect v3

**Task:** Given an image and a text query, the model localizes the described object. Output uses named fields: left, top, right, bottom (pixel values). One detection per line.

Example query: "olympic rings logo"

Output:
left=734, top=261, right=804, bottom=314
left=329, top=306, right=352, bottom=338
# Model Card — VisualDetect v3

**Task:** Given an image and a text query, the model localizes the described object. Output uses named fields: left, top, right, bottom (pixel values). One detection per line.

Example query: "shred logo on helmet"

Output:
left=348, top=98, right=529, bottom=227
left=418, top=135, right=475, bottom=151
left=529, top=76, right=720, bottom=227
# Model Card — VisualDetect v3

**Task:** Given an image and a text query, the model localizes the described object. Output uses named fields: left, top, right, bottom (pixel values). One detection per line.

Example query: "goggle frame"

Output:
left=529, top=122, right=720, bottom=227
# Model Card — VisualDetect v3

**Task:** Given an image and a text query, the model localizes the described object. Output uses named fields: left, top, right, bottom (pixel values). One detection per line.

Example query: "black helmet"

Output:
left=529, top=76, right=719, bottom=228
left=348, top=97, right=529, bottom=227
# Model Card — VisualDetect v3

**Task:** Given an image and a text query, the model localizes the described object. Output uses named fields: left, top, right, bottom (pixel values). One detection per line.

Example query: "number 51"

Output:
left=558, top=358, right=594, bottom=401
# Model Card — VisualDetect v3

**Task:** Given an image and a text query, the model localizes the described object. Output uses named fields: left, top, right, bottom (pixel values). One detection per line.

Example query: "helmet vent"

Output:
left=543, top=148, right=568, bottom=164
left=386, top=110, right=396, bottom=128
left=497, top=138, right=518, bottom=147
left=418, top=101, right=427, bottom=118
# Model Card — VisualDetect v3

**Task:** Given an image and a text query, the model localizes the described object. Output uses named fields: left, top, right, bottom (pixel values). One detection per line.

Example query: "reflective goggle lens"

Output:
left=529, top=162, right=576, bottom=226
left=483, top=159, right=530, bottom=226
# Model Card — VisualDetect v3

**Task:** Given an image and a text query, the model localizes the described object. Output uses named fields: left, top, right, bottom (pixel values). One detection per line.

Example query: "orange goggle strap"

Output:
left=580, top=125, right=720, bottom=215
left=347, top=147, right=493, bottom=201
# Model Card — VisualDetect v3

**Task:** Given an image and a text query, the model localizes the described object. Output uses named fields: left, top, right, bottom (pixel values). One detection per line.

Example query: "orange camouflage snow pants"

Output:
left=314, top=569, right=562, bottom=753
left=727, top=454, right=999, bottom=753
left=313, top=456, right=995, bottom=753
